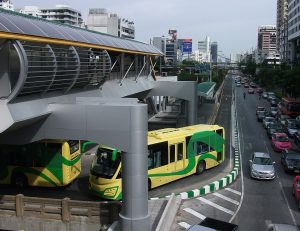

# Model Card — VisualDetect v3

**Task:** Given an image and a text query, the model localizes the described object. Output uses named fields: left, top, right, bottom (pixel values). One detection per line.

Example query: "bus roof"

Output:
left=148, top=124, right=223, bottom=145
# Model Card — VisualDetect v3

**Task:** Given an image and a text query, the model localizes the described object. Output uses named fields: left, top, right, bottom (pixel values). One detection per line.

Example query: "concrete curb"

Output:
left=155, top=194, right=181, bottom=231
left=150, top=76, right=240, bottom=201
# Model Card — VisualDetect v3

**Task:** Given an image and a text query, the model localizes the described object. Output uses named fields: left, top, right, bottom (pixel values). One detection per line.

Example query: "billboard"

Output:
left=168, top=29, right=177, bottom=42
left=182, top=38, right=192, bottom=53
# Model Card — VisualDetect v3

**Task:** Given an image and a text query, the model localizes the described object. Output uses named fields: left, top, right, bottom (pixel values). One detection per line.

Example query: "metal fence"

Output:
left=0, top=194, right=121, bottom=224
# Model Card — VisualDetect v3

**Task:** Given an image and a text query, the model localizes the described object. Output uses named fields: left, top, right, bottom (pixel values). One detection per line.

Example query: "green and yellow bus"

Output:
left=0, top=140, right=81, bottom=187
left=89, top=124, right=225, bottom=200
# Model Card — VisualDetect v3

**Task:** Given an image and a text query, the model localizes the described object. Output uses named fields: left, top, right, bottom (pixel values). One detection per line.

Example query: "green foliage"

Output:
left=254, top=65, right=300, bottom=97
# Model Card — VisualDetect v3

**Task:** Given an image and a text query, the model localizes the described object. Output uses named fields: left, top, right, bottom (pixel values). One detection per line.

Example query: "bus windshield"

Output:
left=90, top=148, right=121, bottom=179
left=68, top=140, right=80, bottom=154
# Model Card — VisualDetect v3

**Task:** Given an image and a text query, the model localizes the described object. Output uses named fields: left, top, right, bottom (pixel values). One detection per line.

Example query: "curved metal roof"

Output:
left=0, top=8, right=162, bottom=56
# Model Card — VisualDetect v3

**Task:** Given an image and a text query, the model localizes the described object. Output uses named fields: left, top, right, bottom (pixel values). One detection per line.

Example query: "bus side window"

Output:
left=196, top=142, right=209, bottom=154
left=148, top=142, right=168, bottom=168
left=170, top=145, right=175, bottom=163
left=177, top=143, right=183, bottom=160
left=148, top=150, right=154, bottom=169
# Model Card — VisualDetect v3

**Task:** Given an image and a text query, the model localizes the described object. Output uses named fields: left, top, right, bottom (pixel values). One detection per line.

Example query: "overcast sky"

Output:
left=13, top=0, right=276, bottom=57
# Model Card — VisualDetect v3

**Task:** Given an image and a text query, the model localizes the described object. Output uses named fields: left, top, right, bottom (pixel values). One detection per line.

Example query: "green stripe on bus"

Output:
left=62, top=154, right=81, bottom=166
left=82, top=141, right=97, bottom=153
left=12, top=167, right=58, bottom=187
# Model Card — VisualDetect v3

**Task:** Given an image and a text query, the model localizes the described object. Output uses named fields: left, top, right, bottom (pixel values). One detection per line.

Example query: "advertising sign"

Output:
left=182, top=38, right=192, bottom=54
left=168, top=29, right=177, bottom=42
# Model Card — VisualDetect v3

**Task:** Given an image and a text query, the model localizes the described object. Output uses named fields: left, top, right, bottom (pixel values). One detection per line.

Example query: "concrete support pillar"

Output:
left=187, top=82, right=198, bottom=125
left=119, top=105, right=150, bottom=231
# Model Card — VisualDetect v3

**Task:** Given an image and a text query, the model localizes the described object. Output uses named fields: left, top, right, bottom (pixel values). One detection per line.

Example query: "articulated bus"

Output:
left=0, top=140, right=81, bottom=187
left=89, top=124, right=225, bottom=200
left=279, top=97, right=300, bottom=117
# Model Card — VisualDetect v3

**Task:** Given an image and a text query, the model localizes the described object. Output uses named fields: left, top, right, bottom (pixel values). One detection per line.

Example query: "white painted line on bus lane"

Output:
left=183, top=208, right=206, bottom=220
left=213, top=192, right=240, bottom=206
left=225, top=188, right=241, bottom=196
left=197, top=197, right=235, bottom=215
left=229, top=90, right=245, bottom=223
left=178, top=222, right=191, bottom=229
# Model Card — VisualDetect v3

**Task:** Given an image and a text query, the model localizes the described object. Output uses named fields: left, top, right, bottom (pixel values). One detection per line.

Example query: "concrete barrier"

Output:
left=155, top=194, right=181, bottom=231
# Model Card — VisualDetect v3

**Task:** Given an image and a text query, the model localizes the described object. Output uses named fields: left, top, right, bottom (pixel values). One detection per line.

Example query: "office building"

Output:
left=19, top=6, right=41, bottom=17
left=40, top=5, right=83, bottom=27
left=257, top=25, right=277, bottom=63
left=277, top=0, right=290, bottom=62
left=87, top=8, right=135, bottom=39
left=0, top=0, right=13, bottom=10
left=198, top=36, right=211, bottom=62
left=287, top=0, right=300, bottom=63
left=210, top=42, right=218, bottom=63
left=152, top=30, right=177, bottom=66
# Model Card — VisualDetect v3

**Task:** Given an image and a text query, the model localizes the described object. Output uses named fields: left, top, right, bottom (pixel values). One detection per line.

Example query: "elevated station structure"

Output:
left=0, top=8, right=198, bottom=231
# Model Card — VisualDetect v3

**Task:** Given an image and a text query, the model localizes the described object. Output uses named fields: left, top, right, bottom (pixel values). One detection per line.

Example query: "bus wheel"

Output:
left=196, top=161, right=206, bottom=175
left=148, top=179, right=151, bottom=191
left=12, top=174, right=28, bottom=188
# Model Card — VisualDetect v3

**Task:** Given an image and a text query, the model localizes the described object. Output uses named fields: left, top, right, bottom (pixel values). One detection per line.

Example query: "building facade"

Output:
left=257, top=25, right=277, bottom=63
left=287, top=0, right=300, bottom=63
left=277, top=0, right=290, bottom=62
left=198, top=36, right=211, bottom=62
left=152, top=30, right=177, bottom=66
left=0, top=0, right=13, bottom=10
left=19, top=6, right=41, bottom=17
left=87, top=8, right=135, bottom=39
left=40, top=5, right=83, bottom=27
left=210, top=42, right=218, bottom=63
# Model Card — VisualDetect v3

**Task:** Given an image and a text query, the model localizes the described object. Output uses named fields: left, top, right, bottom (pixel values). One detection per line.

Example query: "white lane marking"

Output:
left=197, top=197, right=234, bottom=215
left=278, top=179, right=298, bottom=228
left=213, top=192, right=240, bottom=206
left=264, top=139, right=299, bottom=228
left=229, top=88, right=245, bottom=223
left=225, top=188, right=241, bottom=196
left=178, top=222, right=191, bottom=229
left=183, top=208, right=206, bottom=220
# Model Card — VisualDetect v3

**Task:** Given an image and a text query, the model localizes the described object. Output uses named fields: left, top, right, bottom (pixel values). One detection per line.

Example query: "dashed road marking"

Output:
left=178, top=222, right=191, bottom=229
left=213, top=192, right=240, bottom=205
left=225, top=188, right=241, bottom=196
left=183, top=208, right=206, bottom=220
left=197, top=197, right=235, bottom=215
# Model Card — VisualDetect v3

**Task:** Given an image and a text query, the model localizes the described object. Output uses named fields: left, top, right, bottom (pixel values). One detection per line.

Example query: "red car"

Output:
left=271, top=133, right=292, bottom=152
left=293, top=175, right=300, bottom=209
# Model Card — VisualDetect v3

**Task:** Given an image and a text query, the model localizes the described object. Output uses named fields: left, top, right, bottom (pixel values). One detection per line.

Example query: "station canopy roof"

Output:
left=0, top=8, right=162, bottom=56
left=197, top=81, right=216, bottom=97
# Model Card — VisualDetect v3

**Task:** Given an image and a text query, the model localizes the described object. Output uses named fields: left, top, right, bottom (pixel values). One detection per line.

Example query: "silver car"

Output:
left=263, top=117, right=275, bottom=129
left=249, top=152, right=275, bottom=180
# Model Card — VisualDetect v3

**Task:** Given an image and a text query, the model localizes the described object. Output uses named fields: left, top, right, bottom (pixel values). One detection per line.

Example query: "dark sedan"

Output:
left=257, top=111, right=266, bottom=122
left=267, top=123, right=284, bottom=139
left=281, top=149, right=300, bottom=173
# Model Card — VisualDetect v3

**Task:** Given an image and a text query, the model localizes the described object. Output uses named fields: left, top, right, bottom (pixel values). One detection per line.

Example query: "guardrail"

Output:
left=0, top=194, right=121, bottom=224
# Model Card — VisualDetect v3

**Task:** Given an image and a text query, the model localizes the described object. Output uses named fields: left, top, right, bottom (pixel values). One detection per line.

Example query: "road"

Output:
left=173, top=74, right=300, bottom=230
left=234, top=80, right=300, bottom=230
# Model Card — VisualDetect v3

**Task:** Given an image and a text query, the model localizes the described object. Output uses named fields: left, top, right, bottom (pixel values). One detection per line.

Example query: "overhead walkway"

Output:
left=0, top=8, right=199, bottom=231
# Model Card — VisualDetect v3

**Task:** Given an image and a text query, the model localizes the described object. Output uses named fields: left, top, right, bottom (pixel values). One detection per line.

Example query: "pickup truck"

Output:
left=293, top=175, right=300, bottom=209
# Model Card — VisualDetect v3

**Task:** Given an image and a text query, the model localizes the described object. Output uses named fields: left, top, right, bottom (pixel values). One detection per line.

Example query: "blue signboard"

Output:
left=182, top=39, right=192, bottom=54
